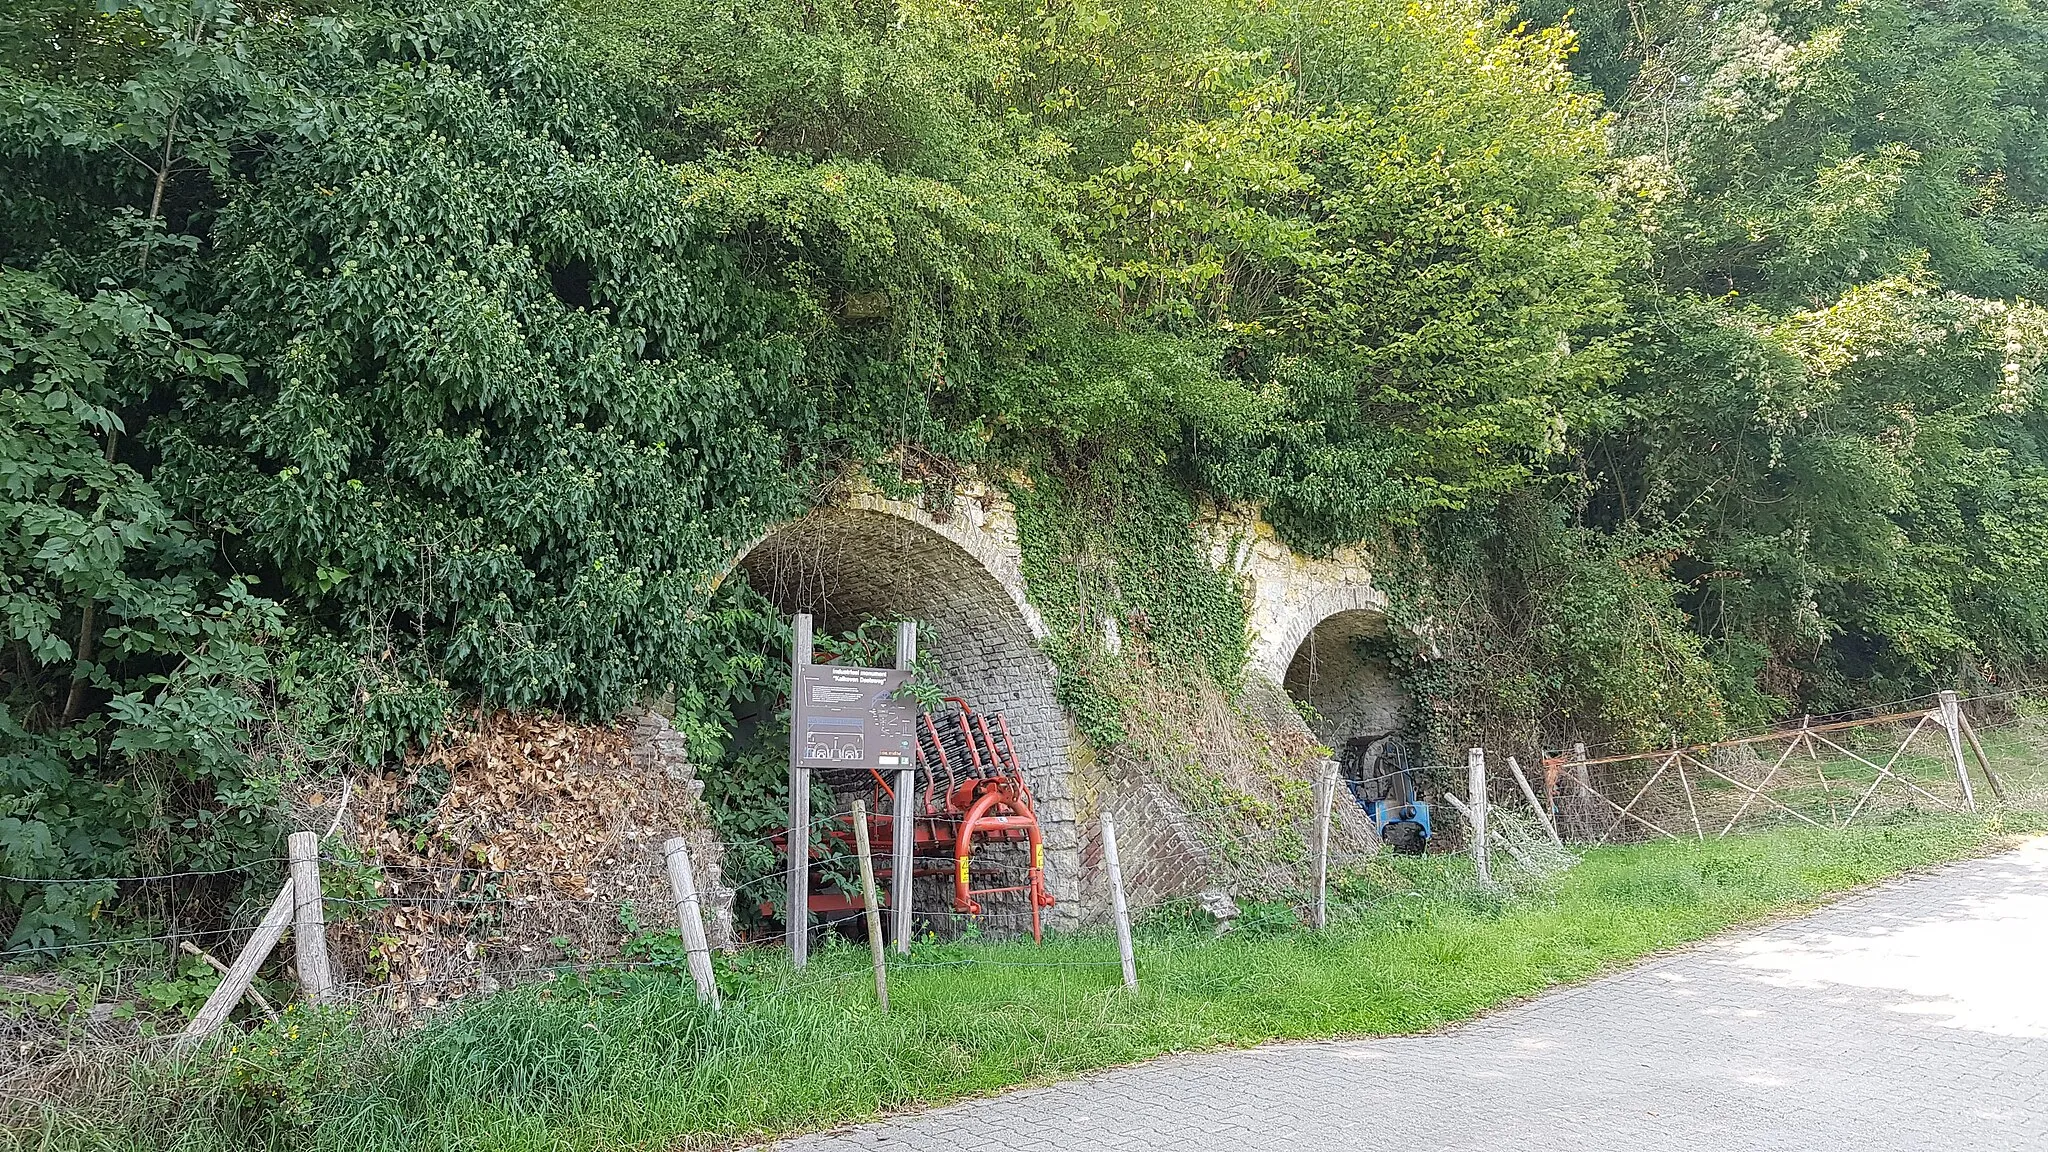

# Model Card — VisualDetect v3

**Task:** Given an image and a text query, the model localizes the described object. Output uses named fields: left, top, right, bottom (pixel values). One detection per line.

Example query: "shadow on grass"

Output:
left=6, top=814, right=2038, bottom=1152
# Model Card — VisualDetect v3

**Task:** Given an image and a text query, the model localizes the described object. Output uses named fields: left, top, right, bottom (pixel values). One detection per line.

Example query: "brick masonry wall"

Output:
left=734, top=481, right=1083, bottom=928
left=722, top=484, right=1418, bottom=931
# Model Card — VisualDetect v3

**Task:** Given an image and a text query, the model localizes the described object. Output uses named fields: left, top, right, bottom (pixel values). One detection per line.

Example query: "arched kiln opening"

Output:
left=1282, top=609, right=1408, bottom=746
left=732, top=507, right=1079, bottom=925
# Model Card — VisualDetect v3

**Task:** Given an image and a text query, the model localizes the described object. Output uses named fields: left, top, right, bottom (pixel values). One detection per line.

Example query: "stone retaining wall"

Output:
left=720, top=481, right=1421, bottom=931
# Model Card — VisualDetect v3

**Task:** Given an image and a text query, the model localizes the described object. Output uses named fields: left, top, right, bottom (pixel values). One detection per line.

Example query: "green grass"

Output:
left=1599, top=718, right=2048, bottom=834
left=9, top=813, right=2039, bottom=1152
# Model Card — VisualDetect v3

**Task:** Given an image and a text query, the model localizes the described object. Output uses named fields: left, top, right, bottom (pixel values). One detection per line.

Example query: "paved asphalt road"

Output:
left=778, top=838, right=2048, bottom=1151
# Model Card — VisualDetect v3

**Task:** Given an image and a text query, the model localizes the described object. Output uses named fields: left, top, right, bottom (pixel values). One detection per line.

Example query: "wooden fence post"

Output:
left=1957, top=709, right=2009, bottom=803
left=1312, top=759, right=1338, bottom=929
left=1672, top=735, right=1705, bottom=840
left=177, top=879, right=294, bottom=1049
left=1100, top=811, right=1137, bottom=990
left=1571, top=741, right=1591, bottom=841
left=286, top=831, right=332, bottom=1004
left=181, top=940, right=277, bottom=1021
left=892, top=621, right=918, bottom=954
left=788, top=612, right=813, bottom=969
left=1467, top=748, right=1490, bottom=885
left=852, top=801, right=889, bottom=1012
left=661, top=837, right=721, bottom=1007
left=1938, top=691, right=1979, bottom=813
left=1507, top=755, right=1562, bottom=846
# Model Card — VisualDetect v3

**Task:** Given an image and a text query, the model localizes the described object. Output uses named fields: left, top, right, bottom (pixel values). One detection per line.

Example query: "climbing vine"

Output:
left=1010, top=463, right=1250, bottom=746
left=1356, top=495, right=1733, bottom=767
left=1009, top=462, right=1331, bottom=885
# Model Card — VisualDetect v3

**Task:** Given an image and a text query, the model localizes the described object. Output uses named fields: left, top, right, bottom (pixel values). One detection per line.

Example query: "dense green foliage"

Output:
left=1405, top=0, right=2048, bottom=747
left=4, top=814, right=2017, bottom=1149
left=3, top=0, right=2045, bottom=946
left=1552, top=0, right=2048, bottom=714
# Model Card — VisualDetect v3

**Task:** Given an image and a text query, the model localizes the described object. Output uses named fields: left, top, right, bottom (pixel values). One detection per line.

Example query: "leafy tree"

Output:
left=1004, top=0, right=1630, bottom=538
left=0, top=269, right=279, bottom=948
left=1554, top=0, right=2048, bottom=706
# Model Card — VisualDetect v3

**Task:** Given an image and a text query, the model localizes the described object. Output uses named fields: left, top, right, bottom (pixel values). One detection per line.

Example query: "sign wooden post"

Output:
left=892, top=622, right=918, bottom=954
left=788, top=612, right=813, bottom=969
left=786, top=612, right=920, bottom=969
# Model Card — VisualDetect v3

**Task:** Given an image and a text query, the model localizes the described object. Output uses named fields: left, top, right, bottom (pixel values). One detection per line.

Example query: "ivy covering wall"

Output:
left=5, top=0, right=2047, bottom=947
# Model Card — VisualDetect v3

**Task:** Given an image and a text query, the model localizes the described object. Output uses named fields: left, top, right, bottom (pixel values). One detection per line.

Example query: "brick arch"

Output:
left=1256, top=582, right=1392, bottom=683
left=730, top=493, right=1079, bottom=916
left=1278, top=602, right=1408, bottom=750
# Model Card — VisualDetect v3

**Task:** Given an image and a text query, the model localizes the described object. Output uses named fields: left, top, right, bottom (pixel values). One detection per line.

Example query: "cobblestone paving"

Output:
left=779, top=838, right=2048, bottom=1151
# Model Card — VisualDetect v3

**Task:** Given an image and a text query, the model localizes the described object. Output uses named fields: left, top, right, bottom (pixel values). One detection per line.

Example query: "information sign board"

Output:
left=791, top=663, right=919, bottom=770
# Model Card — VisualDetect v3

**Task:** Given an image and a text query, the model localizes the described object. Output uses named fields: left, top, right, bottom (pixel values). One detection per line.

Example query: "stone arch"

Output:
left=1279, top=599, right=1409, bottom=752
left=729, top=487, right=1080, bottom=918
left=1259, top=583, right=1392, bottom=686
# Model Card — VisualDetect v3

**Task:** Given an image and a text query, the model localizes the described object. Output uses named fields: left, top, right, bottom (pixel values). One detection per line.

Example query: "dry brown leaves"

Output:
left=327, top=711, right=708, bottom=1012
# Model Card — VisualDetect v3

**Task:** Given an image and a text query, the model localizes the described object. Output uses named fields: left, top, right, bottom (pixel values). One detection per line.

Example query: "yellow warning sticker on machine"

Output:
left=1034, top=843, right=1043, bottom=870
left=957, top=857, right=970, bottom=884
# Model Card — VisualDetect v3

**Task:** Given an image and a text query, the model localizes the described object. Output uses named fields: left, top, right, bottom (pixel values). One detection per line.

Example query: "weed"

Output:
left=0, top=815, right=2012, bottom=1152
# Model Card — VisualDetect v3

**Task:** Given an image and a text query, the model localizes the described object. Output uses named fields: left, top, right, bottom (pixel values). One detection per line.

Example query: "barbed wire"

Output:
left=12, top=701, right=2036, bottom=1035
left=0, top=920, right=274, bottom=961
left=0, top=859, right=290, bottom=885
left=321, top=812, right=853, bottom=881
left=1550, top=683, right=2048, bottom=766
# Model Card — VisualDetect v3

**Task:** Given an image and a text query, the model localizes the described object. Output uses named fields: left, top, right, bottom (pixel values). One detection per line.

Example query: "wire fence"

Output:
left=6, top=687, right=2044, bottom=1098
left=1528, top=690, right=2036, bottom=846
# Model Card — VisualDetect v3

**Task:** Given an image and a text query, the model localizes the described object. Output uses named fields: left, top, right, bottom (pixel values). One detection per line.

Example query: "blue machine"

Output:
left=1340, top=734, right=1432, bottom=854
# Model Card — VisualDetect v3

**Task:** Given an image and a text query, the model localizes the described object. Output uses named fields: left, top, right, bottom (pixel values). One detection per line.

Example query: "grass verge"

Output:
left=7, top=813, right=2037, bottom=1152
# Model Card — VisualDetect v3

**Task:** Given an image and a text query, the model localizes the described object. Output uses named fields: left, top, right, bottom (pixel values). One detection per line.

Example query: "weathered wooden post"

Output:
left=852, top=801, right=889, bottom=1012
left=1507, top=755, right=1562, bottom=847
left=662, top=837, right=721, bottom=1007
left=1100, top=811, right=1137, bottom=990
left=1571, top=741, right=1591, bottom=841
left=181, top=940, right=278, bottom=1021
left=788, top=612, right=813, bottom=969
left=177, top=879, right=295, bottom=1048
left=892, top=621, right=918, bottom=954
left=286, top=831, right=332, bottom=1003
left=1957, top=708, right=2009, bottom=802
left=1312, top=759, right=1338, bottom=929
left=1467, top=747, right=1490, bottom=885
left=1672, top=734, right=1705, bottom=840
left=1938, top=691, right=1979, bottom=813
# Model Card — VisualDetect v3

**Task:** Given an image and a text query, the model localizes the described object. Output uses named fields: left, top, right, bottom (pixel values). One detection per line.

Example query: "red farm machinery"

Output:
left=773, top=697, right=1056, bottom=942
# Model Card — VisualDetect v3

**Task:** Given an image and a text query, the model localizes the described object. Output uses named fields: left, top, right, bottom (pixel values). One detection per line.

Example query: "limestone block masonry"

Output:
left=725, top=480, right=1425, bottom=930
left=732, top=478, right=1082, bottom=927
left=1196, top=505, right=1396, bottom=684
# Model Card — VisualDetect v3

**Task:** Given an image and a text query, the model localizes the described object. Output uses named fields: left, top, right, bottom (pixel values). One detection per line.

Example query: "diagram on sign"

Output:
left=792, top=663, right=917, bottom=770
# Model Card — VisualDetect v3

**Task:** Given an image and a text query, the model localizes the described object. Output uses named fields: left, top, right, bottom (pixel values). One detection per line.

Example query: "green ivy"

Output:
left=1010, top=461, right=1250, bottom=749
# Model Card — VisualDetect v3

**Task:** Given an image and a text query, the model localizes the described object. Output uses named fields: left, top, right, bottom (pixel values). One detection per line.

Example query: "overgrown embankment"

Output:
left=6, top=815, right=2034, bottom=1152
left=8, top=0, right=2048, bottom=964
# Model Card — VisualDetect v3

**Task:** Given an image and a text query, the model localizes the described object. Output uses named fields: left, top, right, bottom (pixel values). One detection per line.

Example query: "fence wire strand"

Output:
left=9, top=688, right=2041, bottom=1086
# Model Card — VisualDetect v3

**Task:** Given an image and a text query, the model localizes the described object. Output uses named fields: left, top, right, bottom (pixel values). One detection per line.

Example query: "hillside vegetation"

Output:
left=4, top=0, right=2047, bottom=945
